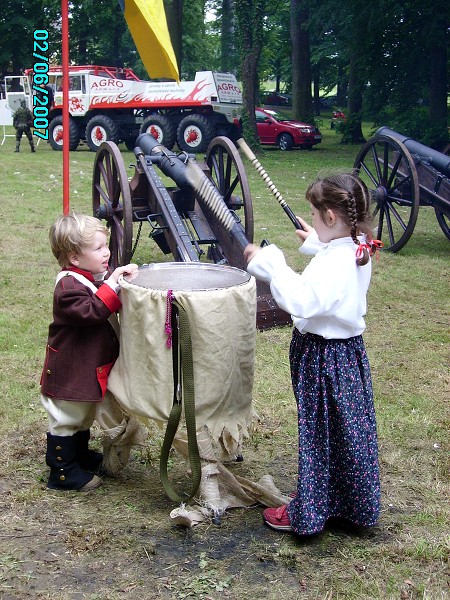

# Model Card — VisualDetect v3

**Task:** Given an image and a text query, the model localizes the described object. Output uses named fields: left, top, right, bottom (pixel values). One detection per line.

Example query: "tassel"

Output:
left=165, top=289, right=174, bottom=348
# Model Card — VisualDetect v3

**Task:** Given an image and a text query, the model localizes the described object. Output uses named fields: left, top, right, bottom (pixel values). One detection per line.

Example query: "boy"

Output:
left=40, top=213, right=138, bottom=491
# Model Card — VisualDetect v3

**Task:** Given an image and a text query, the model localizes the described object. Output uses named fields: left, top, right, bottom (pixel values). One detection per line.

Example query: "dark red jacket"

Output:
left=40, top=270, right=122, bottom=402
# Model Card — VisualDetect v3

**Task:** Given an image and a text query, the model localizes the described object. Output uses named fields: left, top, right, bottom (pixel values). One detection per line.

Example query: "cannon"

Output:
left=92, top=134, right=293, bottom=329
left=354, top=126, right=450, bottom=252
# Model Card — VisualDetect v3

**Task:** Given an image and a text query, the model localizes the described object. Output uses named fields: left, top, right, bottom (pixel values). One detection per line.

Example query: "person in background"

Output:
left=244, top=172, right=382, bottom=536
left=40, top=213, right=138, bottom=491
left=13, top=100, right=35, bottom=152
left=37, top=82, right=54, bottom=109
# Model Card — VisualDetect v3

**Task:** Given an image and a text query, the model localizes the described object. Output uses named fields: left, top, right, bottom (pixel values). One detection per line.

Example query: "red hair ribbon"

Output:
left=356, top=239, right=384, bottom=261
left=165, top=289, right=174, bottom=348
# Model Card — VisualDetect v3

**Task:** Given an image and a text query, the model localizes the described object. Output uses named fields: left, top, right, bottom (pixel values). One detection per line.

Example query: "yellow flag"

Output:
left=120, top=0, right=180, bottom=82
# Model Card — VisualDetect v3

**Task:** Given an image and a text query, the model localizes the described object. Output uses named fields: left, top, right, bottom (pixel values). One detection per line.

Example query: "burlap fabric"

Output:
left=100, top=266, right=288, bottom=525
left=107, top=268, right=256, bottom=459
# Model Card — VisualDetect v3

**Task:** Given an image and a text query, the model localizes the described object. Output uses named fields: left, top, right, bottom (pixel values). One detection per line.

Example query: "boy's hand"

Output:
left=110, top=263, right=139, bottom=284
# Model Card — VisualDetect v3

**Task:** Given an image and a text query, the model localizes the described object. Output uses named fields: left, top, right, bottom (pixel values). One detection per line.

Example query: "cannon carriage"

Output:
left=92, top=133, right=291, bottom=329
left=353, top=127, right=450, bottom=252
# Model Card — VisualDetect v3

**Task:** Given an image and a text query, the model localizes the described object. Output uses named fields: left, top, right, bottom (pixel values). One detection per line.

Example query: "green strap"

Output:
left=159, top=299, right=201, bottom=503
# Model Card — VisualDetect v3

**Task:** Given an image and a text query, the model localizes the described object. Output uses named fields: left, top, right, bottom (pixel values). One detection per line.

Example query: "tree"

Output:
left=164, top=0, right=183, bottom=74
left=290, top=0, right=313, bottom=122
left=221, top=0, right=238, bottom=74
left=235, top=0, right=267, bottom=150
left=0, top=0, right=58, bottom=83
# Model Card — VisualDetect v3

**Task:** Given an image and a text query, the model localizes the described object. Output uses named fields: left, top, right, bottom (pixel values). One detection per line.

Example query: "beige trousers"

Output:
left=40, top=395, right=96, bottom=436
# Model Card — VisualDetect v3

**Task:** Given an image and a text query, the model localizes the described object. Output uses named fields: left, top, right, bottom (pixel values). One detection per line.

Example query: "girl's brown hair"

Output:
left=305, top=171, right=374, bottom=265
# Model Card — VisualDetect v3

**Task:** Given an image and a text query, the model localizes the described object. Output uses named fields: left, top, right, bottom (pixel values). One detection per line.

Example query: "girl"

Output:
left=244, top=172, right=381, bottom=535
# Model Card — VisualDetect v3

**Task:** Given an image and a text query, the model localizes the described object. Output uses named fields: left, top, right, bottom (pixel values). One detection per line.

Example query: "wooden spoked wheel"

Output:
left=354, top=134, right=420, bottom=252
left=92, top=141, right=133, bottom=269
left=435, top=210, right=450, bottom=240
left=205, top=136, right=254, bottom=243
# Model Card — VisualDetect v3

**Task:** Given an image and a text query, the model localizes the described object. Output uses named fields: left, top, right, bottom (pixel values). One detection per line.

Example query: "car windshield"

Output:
left=264, top=109, right=291, bottom=122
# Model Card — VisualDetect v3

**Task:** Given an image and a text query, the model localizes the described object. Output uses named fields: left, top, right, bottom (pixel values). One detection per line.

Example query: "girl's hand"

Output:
left=243, top=243, right=261, bottom=264
left=295, top=216, right=313, bottom=242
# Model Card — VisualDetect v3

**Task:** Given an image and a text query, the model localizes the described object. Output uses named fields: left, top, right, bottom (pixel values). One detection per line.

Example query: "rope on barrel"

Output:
left=195, top=172, right=237, bottom=232
left=160, top=296, right=201, bottom=504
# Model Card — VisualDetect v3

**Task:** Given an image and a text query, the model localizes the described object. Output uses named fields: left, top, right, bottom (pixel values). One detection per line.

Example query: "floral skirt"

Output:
left=286, top=329, right=380, bottom=535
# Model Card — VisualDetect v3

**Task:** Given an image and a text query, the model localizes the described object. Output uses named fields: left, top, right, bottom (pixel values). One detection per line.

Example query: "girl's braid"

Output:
left=346, top=190, right=359, bottom=245
left=347, top=179, right=371, bottom=266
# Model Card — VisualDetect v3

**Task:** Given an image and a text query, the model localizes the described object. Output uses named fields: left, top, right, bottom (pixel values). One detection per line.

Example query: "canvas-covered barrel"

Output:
left=107, top=262, right=257, bottom=460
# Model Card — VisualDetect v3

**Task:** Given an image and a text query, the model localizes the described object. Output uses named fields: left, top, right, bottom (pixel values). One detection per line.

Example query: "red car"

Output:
left=255, top=107, right=322, bottom=151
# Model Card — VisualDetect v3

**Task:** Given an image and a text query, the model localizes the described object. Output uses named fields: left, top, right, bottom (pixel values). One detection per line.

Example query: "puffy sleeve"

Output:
left=246, top=243, right=358, bottom=322
left=298, top=229, right=325, bottom=255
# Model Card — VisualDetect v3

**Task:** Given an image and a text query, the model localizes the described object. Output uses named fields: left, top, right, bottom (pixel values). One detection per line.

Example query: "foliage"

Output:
left=0, top=1, right=447, bottom=148
left=0, top=0, right=57, bottom=78
left=370, top=106, right=449, bottom=150
left=179, top=0, right=218, bottom=79
left=335, top=111, right=366, bottom=144
left=235, top=0, right=267, bottom=151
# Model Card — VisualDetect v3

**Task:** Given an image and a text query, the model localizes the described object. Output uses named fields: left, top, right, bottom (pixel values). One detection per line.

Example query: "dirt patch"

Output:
left=0, top=423, right=304, bottom=599
left=1, top=422, right=447, bottom=600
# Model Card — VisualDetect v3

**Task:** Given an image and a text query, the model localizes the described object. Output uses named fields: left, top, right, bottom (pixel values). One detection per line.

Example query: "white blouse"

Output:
left=247, top=231, right=372, bottom=339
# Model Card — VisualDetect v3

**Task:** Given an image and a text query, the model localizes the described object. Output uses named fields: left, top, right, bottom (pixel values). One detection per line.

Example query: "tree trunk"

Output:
left=428, top=9, right=448, bottom=148
left=290, top=0, right=313, bottom=122
left=235, top=0, right=266, bottom=151
left=221, top=0, right=236, bottom=73
left=347, top=50, right=365, bottom=144
left=164, top=0, right=183, bottom=74
left=313, top=70, right=320, bottom=116
left=336, top=65, right=348, bottom=108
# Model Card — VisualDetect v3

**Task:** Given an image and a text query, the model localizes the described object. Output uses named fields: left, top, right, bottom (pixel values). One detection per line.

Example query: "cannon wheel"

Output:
left=205, top=136, right=254, bottom=242
left=92, top=141, right=133, bottom=269
left=354, top=134, right=420, bottom=252
left=435, top=211, right=450, bottom=240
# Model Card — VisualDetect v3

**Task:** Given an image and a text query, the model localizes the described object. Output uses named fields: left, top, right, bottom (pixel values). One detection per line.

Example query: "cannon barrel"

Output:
left=376, top=127, right=450, bottom=178
left=135, top=132, right=193, bottom=189
left=135, top=133, right=249, bottom=251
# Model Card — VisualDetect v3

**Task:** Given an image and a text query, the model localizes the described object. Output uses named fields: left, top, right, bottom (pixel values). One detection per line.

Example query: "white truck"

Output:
left=6, top=65, right=243, bottom=152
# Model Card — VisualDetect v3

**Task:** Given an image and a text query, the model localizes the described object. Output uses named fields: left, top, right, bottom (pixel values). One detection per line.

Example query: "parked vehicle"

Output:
left=261, top=91, right=291, bottom=106
left=255, top=107, right=322, bottom=150
left=6, top=66, right=243, bottom=152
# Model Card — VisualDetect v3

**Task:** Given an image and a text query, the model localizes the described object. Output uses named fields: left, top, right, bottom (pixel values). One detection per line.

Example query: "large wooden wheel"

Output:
left=354, top=134, right=420, bottom=252
left=92, top=141, right=133, bottom=269
left=205, top=136, right=254, bottom=243
left=435, top=210, right=450, bottom=240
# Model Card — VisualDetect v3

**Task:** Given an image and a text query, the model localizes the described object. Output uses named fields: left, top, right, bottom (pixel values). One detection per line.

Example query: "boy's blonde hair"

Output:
left=49, top=212, right=108, bottom=267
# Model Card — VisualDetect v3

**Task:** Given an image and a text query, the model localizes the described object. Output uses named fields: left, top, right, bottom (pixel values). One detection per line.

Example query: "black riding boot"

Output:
left=74, top=429, right=104, bottom=473
left=14, top=142, right=20, bottom=152
left=46, top=433, right=102, bottom=491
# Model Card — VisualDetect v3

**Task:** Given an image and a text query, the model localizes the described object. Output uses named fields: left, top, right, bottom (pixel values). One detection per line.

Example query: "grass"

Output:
left=0, top=122, right=449, bottom=599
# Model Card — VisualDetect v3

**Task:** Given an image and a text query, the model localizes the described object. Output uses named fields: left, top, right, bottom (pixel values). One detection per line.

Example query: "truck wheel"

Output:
left=177, top=115, right=215, bottom=153
left=140, top=115, right=177, bottom=150
left=85, top=115, right=119, bottom=151
left=49, top=115, right=80, bottom=151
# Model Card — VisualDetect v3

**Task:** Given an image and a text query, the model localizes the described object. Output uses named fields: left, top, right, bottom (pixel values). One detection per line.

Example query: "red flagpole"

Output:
left=62, top=0, right=70, bottom=214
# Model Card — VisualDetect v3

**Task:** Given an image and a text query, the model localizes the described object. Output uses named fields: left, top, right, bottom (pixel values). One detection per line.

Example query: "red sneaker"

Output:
left=263, top=504, right=293, bottom=532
